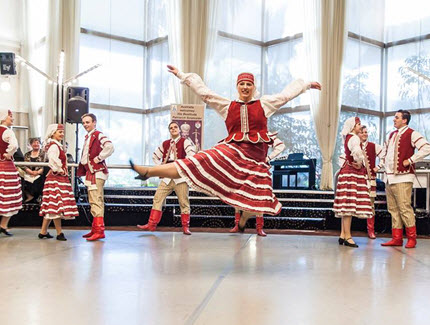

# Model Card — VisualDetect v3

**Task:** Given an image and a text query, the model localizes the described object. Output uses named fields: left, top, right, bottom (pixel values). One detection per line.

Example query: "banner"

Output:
left=171, top=104, right=205, bottom=152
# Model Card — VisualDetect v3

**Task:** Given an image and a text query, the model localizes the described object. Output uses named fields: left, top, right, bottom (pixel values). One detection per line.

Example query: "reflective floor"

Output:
left=1, top=229, right=430, bottom=325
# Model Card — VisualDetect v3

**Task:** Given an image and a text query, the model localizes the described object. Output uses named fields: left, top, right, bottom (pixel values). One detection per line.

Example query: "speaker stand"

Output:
left=74, top=123, right=80, bottom=198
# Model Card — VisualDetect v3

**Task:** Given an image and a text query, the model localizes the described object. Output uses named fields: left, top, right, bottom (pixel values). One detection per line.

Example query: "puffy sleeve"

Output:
left=177, top=71, right=231, bottom=120
left=409, top=130, right=430, bottom=163
left=2, top=128, right=18, bottom=156
left=347, top=135, right=364, bottom=164
left=260, top=79, right=311, bottom=118
left=97, top=132, right=114, bottom=161
left=152, top=142, right=164, bottom=165
left=267, top=136, right=286, bottom=160
left=184, top=139, right=196, bottom=158
left=47, top=145, right=63, bottom=173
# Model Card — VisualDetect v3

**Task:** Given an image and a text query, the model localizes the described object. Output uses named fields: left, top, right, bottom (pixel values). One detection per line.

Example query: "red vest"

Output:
left=161, top=138, right=186, bottom=164
left=0, top=127, right=8, bottom=158
left=363, top=141, right=377, bottom=179
left=388, top=127, right=415, bottom=175
left=77, top=130, right=109, bottom=176
left=46, top=142, right=67, bottom=175
left=344, top=134, right=356, bottom=164
left=224, top=100, right=271, bottom=143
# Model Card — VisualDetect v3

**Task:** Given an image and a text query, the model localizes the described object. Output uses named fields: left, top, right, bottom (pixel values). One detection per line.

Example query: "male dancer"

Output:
left=137, top=121, right=196, bottom=235
left=78, top=113, right=114, bottom=241
left=380, top=110, right=430, bottom=248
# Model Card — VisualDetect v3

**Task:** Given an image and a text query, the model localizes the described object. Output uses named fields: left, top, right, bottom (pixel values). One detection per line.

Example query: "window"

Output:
left=203, top=0, right=327, bottom=183
left=79, top=0, right=169, bottom=187
left=384, top=0, right=430, bottom=144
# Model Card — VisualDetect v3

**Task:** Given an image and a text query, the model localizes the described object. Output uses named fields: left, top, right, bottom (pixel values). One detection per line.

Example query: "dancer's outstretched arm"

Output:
left=260, top=80, right=321, bottom=117
left=167, top=65, right=231, bottom=120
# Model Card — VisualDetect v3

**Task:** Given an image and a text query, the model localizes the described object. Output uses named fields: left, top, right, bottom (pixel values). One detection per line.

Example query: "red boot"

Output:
left=86, top=217, right=105, bottom=241
left=181, top=213, right=192, bottom=235
left=405, top=226, right=417, bottom=248
left=82, top=219, right=95, bottom=238
left=256, top=216, right=267, bottom=237
left=229, top=212, right=241, bottom=233
left=381, top=228, right=403, bottom=246
left=367, top=216, right=376, bottom=239
left=137, top=209, right=162, bottom=231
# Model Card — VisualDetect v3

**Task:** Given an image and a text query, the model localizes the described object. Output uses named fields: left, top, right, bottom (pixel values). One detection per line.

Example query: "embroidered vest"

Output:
left=46, top=142, right=67, bottom=175
left=224, top=100, right=271, bottom=143
left=77, top=130, right=109, bottom=176
left=363, top=141, right=377, bottom=179
left=344, top=134, right=355, bottom=164
left=161, top=138, right=186, bottom=164
left=389, top=128, right=415, bottom=175
left=0, top=127, right=8, bottom=157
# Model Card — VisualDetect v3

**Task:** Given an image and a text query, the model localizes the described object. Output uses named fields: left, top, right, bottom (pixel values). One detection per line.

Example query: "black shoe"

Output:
left=129, top=160, right=149, bottom=180
left=338, top=237, right=345, bottom=245
left=38, top=232, right=53, bottom=239
left=56, top=233, right=67, bottom=241
left=344, top=238, right=358, bottom=248
left=0, top=227, right=13, bottom=236
left=238, top=211, right=246, bottom=233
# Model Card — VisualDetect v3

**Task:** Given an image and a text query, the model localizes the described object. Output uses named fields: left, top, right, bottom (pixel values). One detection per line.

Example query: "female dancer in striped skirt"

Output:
left=39, top=124, right=79, bottom=241
left=130, top=65, right=321, bottom=230
left=333, top=117, right=373, bottom=247
left=0, top=109, right=22, bottom=236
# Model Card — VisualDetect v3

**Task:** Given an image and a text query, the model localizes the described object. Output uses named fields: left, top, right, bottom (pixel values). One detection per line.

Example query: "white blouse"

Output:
left=1, top=125, right=18, bottom=156
left=176, top=71, right=311, bottom=120
left=46, top=140, right=64, bottom=173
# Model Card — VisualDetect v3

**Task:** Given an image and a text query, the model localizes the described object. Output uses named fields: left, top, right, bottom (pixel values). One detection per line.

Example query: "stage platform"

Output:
left=11, top=187, right=430, bottom=235
left=1, top=229, right=430, bottom=325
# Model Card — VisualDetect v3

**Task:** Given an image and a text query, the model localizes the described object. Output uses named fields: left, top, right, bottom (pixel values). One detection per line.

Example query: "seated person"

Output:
left=21, top=137, right=46, bottom=203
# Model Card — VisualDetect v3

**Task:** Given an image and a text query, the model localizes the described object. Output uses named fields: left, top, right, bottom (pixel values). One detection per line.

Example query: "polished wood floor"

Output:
left=1, top=228, right=430, bottom=325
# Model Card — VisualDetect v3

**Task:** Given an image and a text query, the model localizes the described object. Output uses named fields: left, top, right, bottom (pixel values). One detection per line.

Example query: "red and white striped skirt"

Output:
left=39, top=174, right=79, bottom=219
left=0, top=160, right=22, bottom=216
left=333, top=164, right=372, bottom=219
left=175, top=142, right=282, bottom=215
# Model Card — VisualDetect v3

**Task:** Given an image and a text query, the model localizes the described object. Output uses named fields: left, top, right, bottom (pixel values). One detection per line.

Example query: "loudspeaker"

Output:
left=66, top=87, right=89, bottom=123
left=0, top=52, right=16, bottom=75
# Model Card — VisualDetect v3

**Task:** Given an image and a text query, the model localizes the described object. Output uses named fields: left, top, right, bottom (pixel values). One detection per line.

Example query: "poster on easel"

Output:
left=170, top=104, right=205, bottom=152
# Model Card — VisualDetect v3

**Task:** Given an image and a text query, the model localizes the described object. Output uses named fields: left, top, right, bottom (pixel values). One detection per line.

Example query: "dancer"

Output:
left=380, top=110, right=430, bottom=248
left=359, top=125, right=383, bottom=239
left=137, top=121, right=196, bottom=234
left=333, top=117, right=373, bottom=248
left=0, top=109, right=22, bottom=236
left=130, top=65, right=321, bottom=231
left=230, top=131, right=286, bottom=236
left=77, top=113, right=114, bottom=241
left=39, top=124, right=79, bottom=241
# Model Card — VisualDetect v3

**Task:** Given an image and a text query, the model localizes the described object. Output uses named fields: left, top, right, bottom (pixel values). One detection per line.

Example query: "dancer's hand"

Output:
left=167, top=65, right=179, bottom=76
left=373, top=167, right=379, bottom=173
left=310, top=82, right=321, bottom=90
left=3, top=153, right=12, bottom=160
left=352, top=161, right=362, bottom=169
left=403, top=159, right=410, bottom=167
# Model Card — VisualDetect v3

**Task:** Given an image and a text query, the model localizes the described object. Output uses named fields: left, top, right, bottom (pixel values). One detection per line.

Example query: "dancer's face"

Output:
left=393, top=112, right=407, bottom=129
left=352, top=122, right=361, bottom=134
left=52, top=130, right=64, bottom=142
left=82, top=116, right=96, bottom=132
left=237, top=81, right=255, bottom=102
left=359, top=127, right=368, bottom=142
left=2, top=112, right=13, bottom=127
left=169, top=123, right=180, bottom=138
